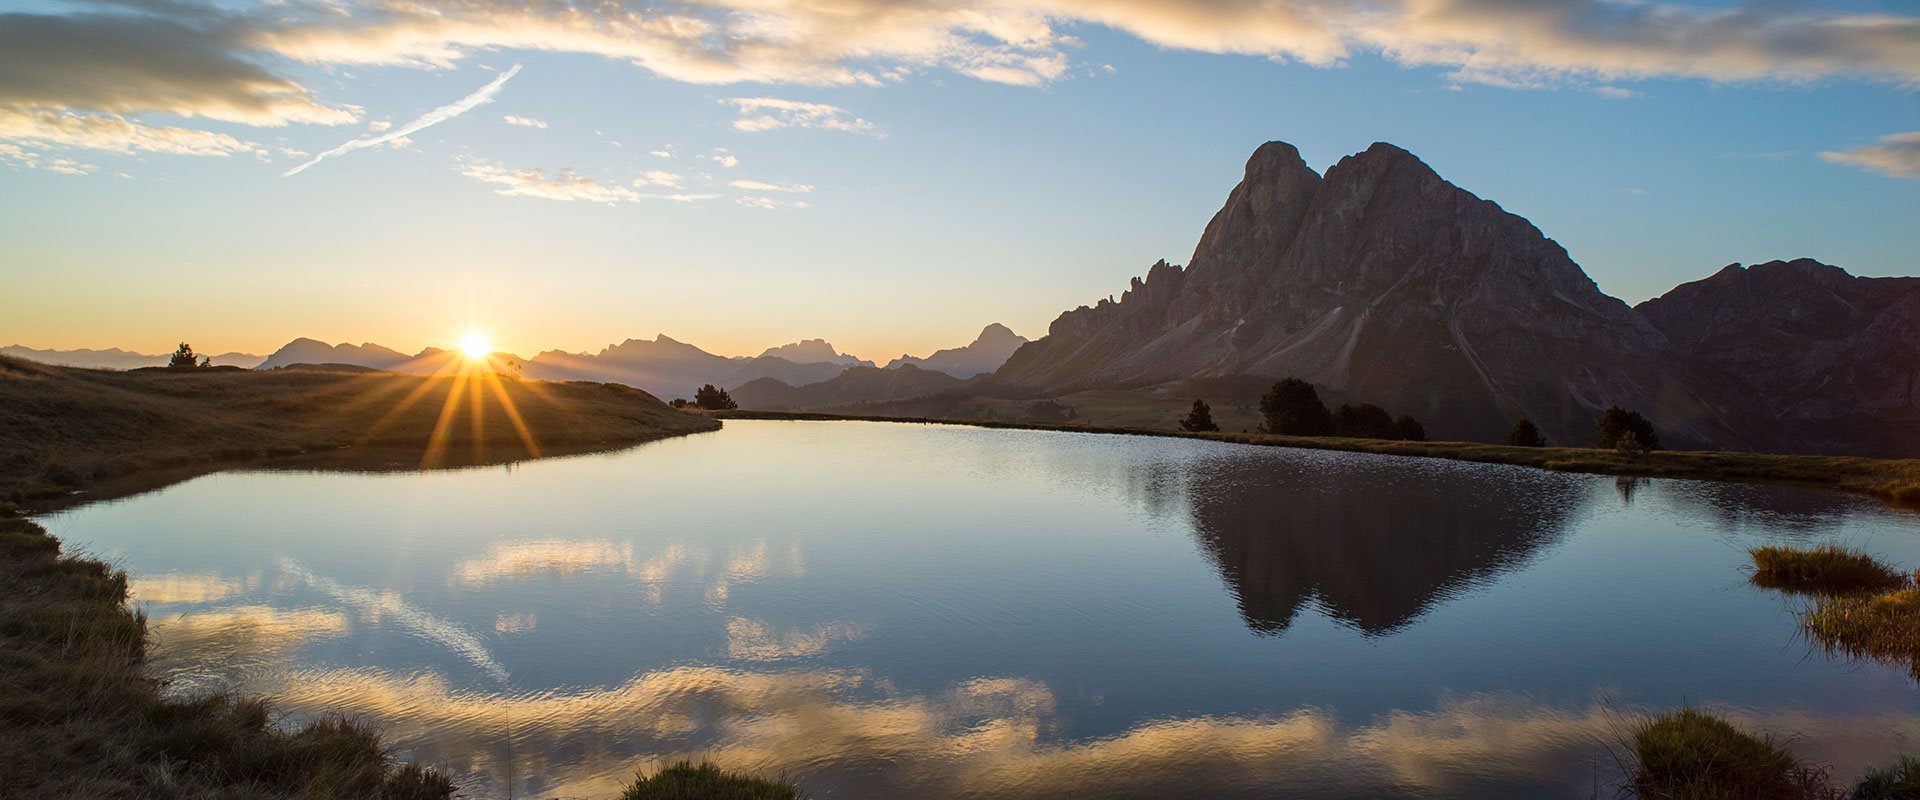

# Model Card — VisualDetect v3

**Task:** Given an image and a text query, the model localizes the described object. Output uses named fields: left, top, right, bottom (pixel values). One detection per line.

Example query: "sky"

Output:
left=1, top=0, right=1917, bottom=362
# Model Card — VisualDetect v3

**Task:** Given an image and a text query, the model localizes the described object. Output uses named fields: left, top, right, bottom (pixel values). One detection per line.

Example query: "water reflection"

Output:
left=1185, top=457, right=1588, bottom=634
left=144, top=622, right=1920, bottom=800
left=43, top=421, right=1920, bottom=799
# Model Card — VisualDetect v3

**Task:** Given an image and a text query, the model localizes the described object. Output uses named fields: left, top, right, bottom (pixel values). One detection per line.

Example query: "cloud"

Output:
left=0, top=12, right=354, bottom=127
left=285, top=63, right=521, bottom=176
left=234, top=0, right=1920, bottom=94
left=640, top=170, right=685, bottom=189
left=0, top=107, right=257, bottom=157
left=724, top=97, right=879, bottom=135
left=1819, top=132, right=1920, bottom=180
left=502, top=114, right=547, bottom=128
left=729, top=179, right=813, bottom=193
left=649, top=148, right=674, bottom=159
left=737, top=195, right=811, bottom=210
left=1593, top=86, right=1639, bottom=99
left=460, top=158, right=721, bottom=204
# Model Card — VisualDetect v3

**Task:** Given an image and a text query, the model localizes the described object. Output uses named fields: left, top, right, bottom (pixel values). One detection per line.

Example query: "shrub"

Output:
left=1749, top=545, right=1908, bottom=594
left=1179, top=399, right=1219, bottom=432
left=694, top=384, right=738, bottom=411
left=1331, top=403, right=1396, bottom=439
left=1259, top=378, right=1332, bottom=436
left=1595, top=405, right=1661, bottom=451
left=1392, top=415, right=1425, bottom=442
left=1503, top=418, right=1547, bottom=447
left=620, top=761, right=801, bottom=800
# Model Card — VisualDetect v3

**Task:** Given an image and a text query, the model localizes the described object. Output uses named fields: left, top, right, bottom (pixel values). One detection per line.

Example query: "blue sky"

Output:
left=2, top=0, right=1916, bottom=360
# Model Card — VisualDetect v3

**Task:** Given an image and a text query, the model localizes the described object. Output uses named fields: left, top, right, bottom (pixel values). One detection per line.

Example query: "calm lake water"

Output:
left=35, top=420, right=1920, bottom=798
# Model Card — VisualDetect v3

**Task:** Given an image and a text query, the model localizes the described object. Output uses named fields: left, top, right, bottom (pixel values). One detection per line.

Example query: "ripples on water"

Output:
left=36, top=420, right=1920, bottom=799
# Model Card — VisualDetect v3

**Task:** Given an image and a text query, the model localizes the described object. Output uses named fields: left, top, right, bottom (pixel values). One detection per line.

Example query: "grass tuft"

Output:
left=619, top=761, right=803, bottom=800
left=1853, top=755, right=1920, bottom=799
left=1802, top=588, right=1920, bottom=680
left=1629, top=709, right=1834, bottom=800
left=1750, top=545, right=1910, bottom=594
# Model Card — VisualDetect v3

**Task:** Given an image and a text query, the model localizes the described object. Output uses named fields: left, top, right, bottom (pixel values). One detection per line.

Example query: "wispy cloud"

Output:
left=502, top=114, right=547, bottom=128
left=723, top=98, right=879, bottom=135
left=1820, top=132, right=1920, bottom=180
left=459, top=157, right=719, bottom=203
left=737, top=195, right=810, bottom=210
left=639, top=170, right=684, bottom=189
left=285, top=64, right=521, bottom=176
left=730, top=179, right=812, bottom=193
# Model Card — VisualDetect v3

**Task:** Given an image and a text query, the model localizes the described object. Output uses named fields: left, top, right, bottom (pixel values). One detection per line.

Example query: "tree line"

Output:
left=1181, top=377, right=1666, bottom=451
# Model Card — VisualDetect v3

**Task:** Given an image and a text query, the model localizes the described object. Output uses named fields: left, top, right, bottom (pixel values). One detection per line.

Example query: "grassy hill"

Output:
left=0, top=356, right=719, bottom=506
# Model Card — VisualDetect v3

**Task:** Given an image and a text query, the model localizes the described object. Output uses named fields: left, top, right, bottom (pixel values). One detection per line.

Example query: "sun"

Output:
left=457, top=330, right=492, bottom=360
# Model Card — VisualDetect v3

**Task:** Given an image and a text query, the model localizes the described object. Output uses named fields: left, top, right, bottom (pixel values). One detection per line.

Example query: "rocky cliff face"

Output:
left=1636, top=260, right=1920, bottom=456
left=993, top=141, right=1743, bottom=448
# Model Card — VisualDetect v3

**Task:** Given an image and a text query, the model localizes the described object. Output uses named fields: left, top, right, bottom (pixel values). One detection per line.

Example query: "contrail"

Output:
left=285, top=63, right=522, bottom=177
left=278, top=557, right=510, bottom=683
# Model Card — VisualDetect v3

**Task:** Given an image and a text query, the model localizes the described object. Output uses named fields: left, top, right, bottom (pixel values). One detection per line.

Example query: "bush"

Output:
left=1179, top=399, right=1219, bottom=432
left=1630, top=708, right=1824, bottom=799
left=1331, top=403, right=1396, bottom=439
left=620, top=762, right=801, bottom=800
left=1595, top=405, right=1661, bottom=451
left=694, top=384, right=738, bottom=411
left=1749, top=545, right=1908, bottom=594
left=1392, top=415, right=1425, bottom=442
left=1259, top=378, right=1332, bottom=436
left=1503, top=418, right=1547, bottom=447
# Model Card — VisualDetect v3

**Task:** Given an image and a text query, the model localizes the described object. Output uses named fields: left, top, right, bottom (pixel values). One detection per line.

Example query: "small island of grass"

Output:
left=1750, top=544, right=1911, bottom=594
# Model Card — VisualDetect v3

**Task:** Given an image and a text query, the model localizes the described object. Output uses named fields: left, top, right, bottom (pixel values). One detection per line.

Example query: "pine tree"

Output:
left=693, top=384, right=737, bottom=411
left=1593, top=406, right=1660, bottom=451
left=1179, top=399, right=1219, bottom=432
left=1503, top=418, right=1547, bottom=447
left=1259, top=378, right=1333, bottom=436
left=167, top=342, right=198, bottom=369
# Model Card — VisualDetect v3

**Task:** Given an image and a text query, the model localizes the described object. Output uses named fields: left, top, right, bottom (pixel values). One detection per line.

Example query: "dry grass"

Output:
left=714, top=410, right=1920, bottom=510
left=618, top=761, right=802, bottom=799
left=1802, top=588, right=1920, bottom=680
left=1749, top=546, right=1911, bottom=594
left=0, top=513, right=453, bottom=798
left=0, top=355, right=718, bottom=507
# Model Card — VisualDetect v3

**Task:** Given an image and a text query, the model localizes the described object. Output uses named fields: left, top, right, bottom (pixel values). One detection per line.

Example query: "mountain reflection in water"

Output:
left=44, top=421, right=1920, bottom=799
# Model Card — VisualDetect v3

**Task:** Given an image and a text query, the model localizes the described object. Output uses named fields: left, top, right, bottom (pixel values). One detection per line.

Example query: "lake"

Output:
left=34, top=420, right=1920, bottom=798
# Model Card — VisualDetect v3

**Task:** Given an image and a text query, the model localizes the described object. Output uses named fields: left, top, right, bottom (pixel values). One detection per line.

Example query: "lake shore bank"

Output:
left=0, top=355, right=720, bottom=510
left=713, top=409, right=1920, bottom=508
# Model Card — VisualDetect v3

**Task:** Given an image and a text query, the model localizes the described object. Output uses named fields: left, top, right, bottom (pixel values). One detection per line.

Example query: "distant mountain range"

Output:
left=885, top=323, right=1029, bottom=378
left=731, top=364, right=965, bottom=411
left=217, top=327, right=1024, bottom=402
left=984, top=140, right=1917, bottom=457
left=1, top=345, right=263, bottom=370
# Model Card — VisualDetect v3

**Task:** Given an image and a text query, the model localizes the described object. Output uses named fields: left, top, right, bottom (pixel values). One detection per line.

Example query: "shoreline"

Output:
left=713, top=409, right=1920, bottom=509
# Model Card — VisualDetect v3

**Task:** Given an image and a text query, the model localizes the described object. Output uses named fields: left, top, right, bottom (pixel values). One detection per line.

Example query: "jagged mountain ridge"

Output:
left=885, top=323, right=1028, bottom=378
left=1635, top=259, right=1920, bottom=456
left=990, top=141, right=1742, bottom=448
